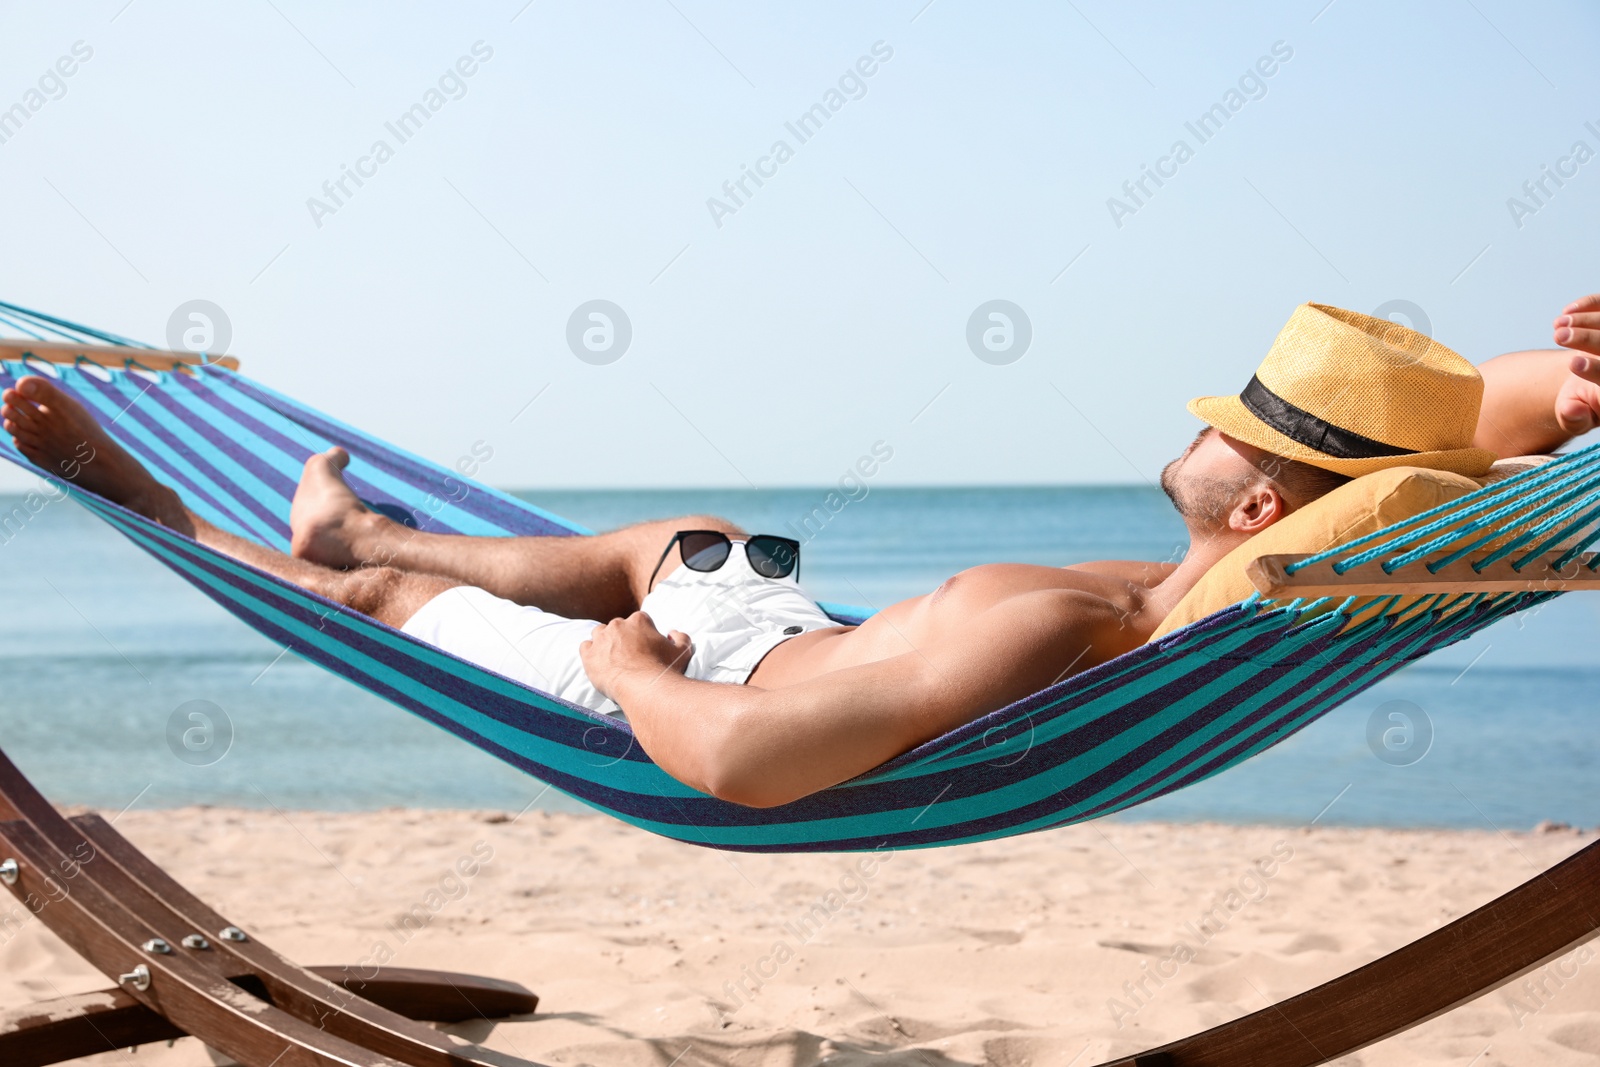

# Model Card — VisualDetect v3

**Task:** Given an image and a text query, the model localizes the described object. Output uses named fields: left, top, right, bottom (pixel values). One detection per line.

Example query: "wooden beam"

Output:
left=1246, top=551, right=1600, bottom=598
left=0, top=748, right=530, bottom=1067
left=1095, top=836, right=1600, bottom=1067
left=0, top=817, right=414, bottom=1066
left=0, top=968, right=536, bottom=1067
left=0, top=338, right=239, bottom=372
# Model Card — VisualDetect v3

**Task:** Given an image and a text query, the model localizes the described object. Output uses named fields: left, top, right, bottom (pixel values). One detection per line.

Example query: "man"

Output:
left=6, top=301, right=1600, bottom=807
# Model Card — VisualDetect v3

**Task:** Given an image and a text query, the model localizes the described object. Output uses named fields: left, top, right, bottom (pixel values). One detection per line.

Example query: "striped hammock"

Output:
left=0, top=301, right=1586, bottom=853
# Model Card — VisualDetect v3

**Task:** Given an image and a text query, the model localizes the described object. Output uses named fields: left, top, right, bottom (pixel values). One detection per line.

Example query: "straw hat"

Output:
left=1188, top=303, right=1497, bottom=477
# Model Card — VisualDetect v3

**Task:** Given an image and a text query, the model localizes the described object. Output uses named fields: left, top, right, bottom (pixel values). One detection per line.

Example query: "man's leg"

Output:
left=289, top=448, right=743, bottom=621
left=0, top=376, right=454, bottom=629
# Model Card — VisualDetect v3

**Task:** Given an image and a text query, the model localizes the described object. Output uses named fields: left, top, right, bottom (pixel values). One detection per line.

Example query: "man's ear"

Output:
left=1228, top=482, right=1286, bottom=535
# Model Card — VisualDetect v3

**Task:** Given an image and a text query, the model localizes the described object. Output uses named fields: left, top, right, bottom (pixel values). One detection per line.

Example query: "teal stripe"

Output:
left=1037, top=616, right=1363, bottom=817
left=83, top=499, right=1295, bottom=849
left=215, top=371, right=589, bottom=536
left=872, top=610, right=1279, bottom=782
left=1110, top=597, right=1508, bottom=817
left=176, top=373, right=518, bottom=541
left=1088, top=616, right=1428, bottom=815
left=90, top=500, right=715, bottom=801
left=71, top=369, right=290, bottom=546
left=172, top=375, right=321, bottom=486
left=25, top=357, right=1566, bottom=852
left=60, top=369, right=275, bottom=542
left=79, top=491, right=1537, bottom=851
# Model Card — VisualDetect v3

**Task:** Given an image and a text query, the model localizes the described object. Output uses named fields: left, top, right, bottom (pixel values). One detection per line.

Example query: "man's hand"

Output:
left=1553, top=294, right=1600, bottom=437
left=579, top=611, right=692, bottom=700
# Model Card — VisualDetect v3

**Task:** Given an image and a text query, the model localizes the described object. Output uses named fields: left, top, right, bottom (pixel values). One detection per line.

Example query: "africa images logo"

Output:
left=1106, top=41, right=1294, bottom=229
left=706, top=41, right=894, bottom=229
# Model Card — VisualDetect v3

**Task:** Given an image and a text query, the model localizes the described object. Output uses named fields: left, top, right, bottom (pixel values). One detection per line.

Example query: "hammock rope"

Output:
left=0, top=301, right=1582, bottom=853
left=1284, top=446, right=1600, bottom=575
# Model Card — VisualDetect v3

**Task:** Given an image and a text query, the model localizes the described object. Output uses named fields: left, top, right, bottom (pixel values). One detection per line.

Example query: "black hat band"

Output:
left=1239, top=375, right=1417, bottom=460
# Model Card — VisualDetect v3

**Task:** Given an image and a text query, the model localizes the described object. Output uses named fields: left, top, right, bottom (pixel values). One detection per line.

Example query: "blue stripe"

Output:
left=0, top=357, right=1558, bottom=852
left=215, top=371, right=583, bottom=537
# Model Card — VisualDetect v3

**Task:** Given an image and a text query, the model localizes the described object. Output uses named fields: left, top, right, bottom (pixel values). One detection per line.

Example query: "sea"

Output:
left=2, top=485, right=1597, bottom=832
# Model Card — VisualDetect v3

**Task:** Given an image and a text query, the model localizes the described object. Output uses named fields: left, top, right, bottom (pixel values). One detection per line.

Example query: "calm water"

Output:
left=1, top=485, right=1597, bottom=831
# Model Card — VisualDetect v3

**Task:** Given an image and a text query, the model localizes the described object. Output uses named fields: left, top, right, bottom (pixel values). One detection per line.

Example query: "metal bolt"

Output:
left=0, top=859, right=16, bottom=886
left=119, top=964, right=151, bottom=992
left=142, top=938, right=172, bottom=955
left=219, top=926, right=248, bottom=943
left=181, top=934, right=211, bottom=950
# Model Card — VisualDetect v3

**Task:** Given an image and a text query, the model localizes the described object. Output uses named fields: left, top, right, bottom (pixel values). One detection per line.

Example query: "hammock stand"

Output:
left=0, top=744, right=537, bottom=1067
left=0, top=307, right=1596, bottom=1065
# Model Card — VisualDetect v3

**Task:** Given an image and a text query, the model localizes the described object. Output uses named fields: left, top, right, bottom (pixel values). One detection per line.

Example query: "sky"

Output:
left=0, top=0, right=1596, bottom=492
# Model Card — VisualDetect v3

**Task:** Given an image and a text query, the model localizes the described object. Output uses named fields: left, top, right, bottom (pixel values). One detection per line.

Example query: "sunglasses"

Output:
left=647, top=530, right=801, bottom=592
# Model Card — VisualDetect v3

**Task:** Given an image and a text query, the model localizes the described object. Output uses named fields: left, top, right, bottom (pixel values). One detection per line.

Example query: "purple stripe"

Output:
left=105, top=498, right=1230, bottom=836
left=1029, top=624, right=1341, bottom=808
left=93, top=512, right=757, bottom=833
left=97, top=506, right=639, bottom=754
left=870, top=604, right=1262, bottom=776
left=734, top=606, right=1513, bottom=850
left=66, top=369, right=284, bottom=538
left=86, top=502, right=1533, bottom=852
left=174, top=371, right=464, bottom=537
left=1066, top=618, right=1432, bottom=823
left=70, top=484, right=1536, bottom=850
left=832, top=619, right=1329, bottom=827
left=1076, top=602, right=1487, bottom=814
left=163, top=374, right=300, bottom=499
left=214, top=373, right=565, bottom=537
left=8, top=354, right=1552, bottom=851
left=12, top=369, right=256, bottom=537
left=1075, top=598, right=1521, bottom=821
left=127, top=504, right=1348, bottom=837
left=733, top=634, right=1458, bottom=851
left=68, top=369, right=287, bottom=538
left=780, top=597, right=1535, bottom=847
left=111, top=516, right=652, bottom=811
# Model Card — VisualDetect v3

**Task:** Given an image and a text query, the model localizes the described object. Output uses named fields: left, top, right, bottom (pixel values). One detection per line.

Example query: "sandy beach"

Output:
left=2, top=809, right=1597, bottom=1067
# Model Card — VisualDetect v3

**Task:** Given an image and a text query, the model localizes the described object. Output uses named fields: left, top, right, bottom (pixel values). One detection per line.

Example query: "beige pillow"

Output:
left=1148, top=465, right=1487, bottom=641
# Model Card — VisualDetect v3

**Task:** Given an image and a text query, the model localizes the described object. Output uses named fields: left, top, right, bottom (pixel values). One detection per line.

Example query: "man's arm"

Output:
left=579, top=591, right=1123, bottom=807
left=1472, top=292, right=1600, bottom=457
left=1474, top=350, right=1593, bottom=456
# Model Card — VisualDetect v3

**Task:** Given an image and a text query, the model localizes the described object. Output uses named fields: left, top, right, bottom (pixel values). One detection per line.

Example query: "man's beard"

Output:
left=1160, top=458, right=1250, bottom=533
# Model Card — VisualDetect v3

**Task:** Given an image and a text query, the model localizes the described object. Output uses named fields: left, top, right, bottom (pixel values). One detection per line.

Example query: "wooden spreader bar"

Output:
left=1247, top=550, right=1600, bottom=599
left=0, top=338, right=240, bottom=372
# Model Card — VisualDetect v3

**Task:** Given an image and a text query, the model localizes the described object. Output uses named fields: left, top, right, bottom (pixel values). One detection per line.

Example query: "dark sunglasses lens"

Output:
left=680, top=532, right=731, bottom=572
left=747, top=536, right=798, bottom=578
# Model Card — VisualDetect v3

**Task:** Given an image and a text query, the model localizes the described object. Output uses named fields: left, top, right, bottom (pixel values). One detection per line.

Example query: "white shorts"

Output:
left=400, top=541, right=838, bottom=715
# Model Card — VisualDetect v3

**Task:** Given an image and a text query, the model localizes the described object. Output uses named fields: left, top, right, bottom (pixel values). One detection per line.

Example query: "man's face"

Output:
left=1160, top=427, right=1266, bottom=531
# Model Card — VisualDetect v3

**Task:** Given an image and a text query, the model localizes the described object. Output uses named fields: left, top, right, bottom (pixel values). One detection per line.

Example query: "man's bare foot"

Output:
left=1, top=375, right=187, bottom=527
left=289, top=447, right=384, bottom=567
